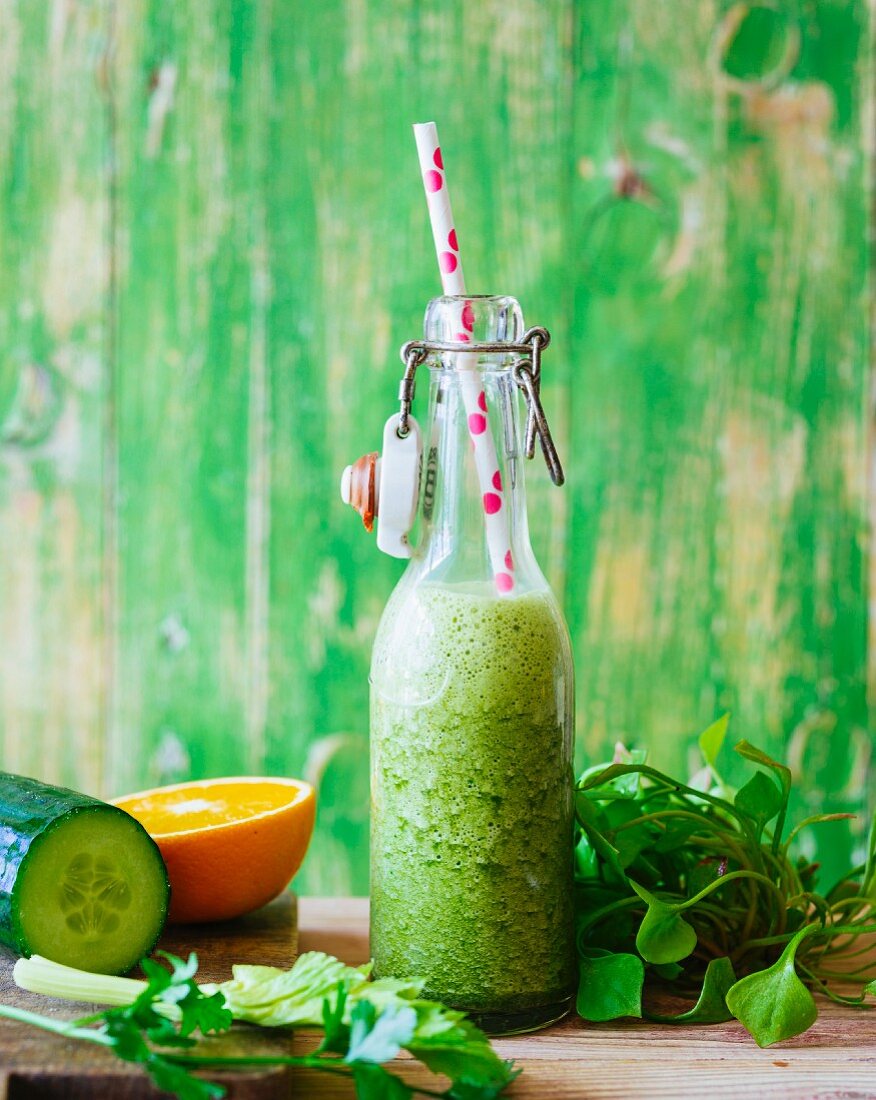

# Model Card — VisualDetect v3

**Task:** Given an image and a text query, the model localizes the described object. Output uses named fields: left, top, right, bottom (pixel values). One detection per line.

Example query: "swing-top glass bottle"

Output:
left=369, top=294, right=577, bottom=1034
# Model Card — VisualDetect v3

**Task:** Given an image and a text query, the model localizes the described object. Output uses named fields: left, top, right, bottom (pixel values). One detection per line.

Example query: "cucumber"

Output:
left=0, top=773, right=170, bottom=974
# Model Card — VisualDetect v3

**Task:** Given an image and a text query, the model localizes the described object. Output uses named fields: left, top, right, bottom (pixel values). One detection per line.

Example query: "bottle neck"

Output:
left=411, top=357, right=545, bottom=594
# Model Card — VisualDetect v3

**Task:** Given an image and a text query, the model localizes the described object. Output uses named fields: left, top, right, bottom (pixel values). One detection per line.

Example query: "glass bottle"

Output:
left=369, top=295, right=576, bottom=1034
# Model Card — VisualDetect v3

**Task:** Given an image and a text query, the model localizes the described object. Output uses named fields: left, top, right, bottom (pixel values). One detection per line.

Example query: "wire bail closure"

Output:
left=396, top=326, right=564, bottom=486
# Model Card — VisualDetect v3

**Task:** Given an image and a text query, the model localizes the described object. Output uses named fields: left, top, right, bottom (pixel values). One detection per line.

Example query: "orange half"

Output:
left=112, top=777, right=315, bottom=924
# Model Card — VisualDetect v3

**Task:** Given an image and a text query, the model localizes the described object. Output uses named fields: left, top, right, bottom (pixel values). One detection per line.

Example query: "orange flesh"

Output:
left=111, top=777, right=315, bottom=924
left=115, top=779, right=311, bottom=837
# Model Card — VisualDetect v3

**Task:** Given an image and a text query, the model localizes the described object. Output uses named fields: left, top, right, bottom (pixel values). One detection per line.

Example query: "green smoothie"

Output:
left=370, top=580, right=576, bottom=1026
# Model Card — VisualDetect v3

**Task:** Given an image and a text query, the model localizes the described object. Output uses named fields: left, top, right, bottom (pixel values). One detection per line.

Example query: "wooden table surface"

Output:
left=2, top=896, right=875, bottom=1099
left=296, top=898, right=876, bottom=1100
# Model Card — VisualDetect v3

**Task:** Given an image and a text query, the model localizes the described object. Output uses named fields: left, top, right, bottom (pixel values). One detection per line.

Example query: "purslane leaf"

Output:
left=629, top=881, right=697, bottom=965
left=733, top=741, right=792, bottom=852
left=576, top=951, right=644, bottom=1021
left=734, top=771, right=783, bottom=841
left=725, top=926, right=818, bottom=1046
left=647, top=957, right=736, bottom=1024
left=579, top=747, right=648, bottom=801
left=698, top=713, right=729, bottom=776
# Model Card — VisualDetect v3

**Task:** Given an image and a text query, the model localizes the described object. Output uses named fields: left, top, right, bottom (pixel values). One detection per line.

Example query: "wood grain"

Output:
left=294, top=897, right=876, bottom=1095
left=567, top=0, right=871, bottom=880
left=0, top=0, right=108, bottom=794
left=0, top=0, right=870, bottom=893
left=294, top=897, right=876, bottom=1099
left=0, top=896, right=874, bottom=1098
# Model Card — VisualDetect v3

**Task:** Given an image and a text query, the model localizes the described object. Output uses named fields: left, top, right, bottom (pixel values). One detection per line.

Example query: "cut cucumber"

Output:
left=0, top=773, right=170, bottom=974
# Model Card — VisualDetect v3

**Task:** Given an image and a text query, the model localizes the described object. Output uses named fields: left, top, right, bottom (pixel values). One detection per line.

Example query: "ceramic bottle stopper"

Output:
left=340, top=414, right=421, bottom=559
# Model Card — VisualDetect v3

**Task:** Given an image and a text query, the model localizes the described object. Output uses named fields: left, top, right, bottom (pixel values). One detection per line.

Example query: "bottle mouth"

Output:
left=423, top=294, right=524, bottom=345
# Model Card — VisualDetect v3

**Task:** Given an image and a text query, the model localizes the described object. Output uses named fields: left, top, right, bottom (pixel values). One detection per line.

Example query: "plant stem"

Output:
left=165, top=1053, right=450, bottom=1098
left=0, top=1004, right=113, bottom=1047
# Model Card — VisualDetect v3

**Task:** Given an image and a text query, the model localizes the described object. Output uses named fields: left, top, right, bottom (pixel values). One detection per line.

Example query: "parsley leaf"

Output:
left=4, top=951, right=518, bottom=1100
left=346, top=1001, right=418, bottom=1064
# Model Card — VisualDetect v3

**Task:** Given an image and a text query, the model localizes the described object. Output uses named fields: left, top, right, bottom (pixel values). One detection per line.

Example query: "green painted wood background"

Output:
left=0, top=1, right=870, bottom=892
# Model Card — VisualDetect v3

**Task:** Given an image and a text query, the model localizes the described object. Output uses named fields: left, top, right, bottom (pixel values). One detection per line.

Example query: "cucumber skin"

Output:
left=0, top=772, right=170, bottom=960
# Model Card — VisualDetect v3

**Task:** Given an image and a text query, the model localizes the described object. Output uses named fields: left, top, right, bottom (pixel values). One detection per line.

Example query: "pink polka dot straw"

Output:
left=413, top=121, right=515, bottom=595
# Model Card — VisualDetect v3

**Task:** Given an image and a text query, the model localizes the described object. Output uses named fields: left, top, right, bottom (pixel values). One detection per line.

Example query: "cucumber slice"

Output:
left=0, top=774, right=170, bottom=974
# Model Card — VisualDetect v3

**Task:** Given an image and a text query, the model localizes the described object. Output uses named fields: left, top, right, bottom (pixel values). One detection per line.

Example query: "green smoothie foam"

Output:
left=370, top=580, right=576, bottom=1017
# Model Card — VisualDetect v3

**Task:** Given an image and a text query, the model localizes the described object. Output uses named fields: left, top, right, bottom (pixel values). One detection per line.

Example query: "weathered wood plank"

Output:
left=108, top=0, right=262, bottom=793
left=568, top=1, right=871, bottom=877
left=0, top=0, right=869, bottom=899
left=0, top=0, right=109, bottom=794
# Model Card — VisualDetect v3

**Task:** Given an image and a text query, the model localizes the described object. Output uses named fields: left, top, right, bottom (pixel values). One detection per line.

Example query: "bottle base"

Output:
left=465, top=995, right=573, bottom=1037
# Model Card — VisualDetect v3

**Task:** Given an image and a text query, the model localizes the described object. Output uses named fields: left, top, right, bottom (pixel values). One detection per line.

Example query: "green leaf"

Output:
left=578, top=747, right=648, bottom=800
left=350, top=1063, right=413, bottom=1099
left=630, top=881, right=698, bottom=964
left=146, top=1057, right=227, bottom=1100
left=576, top=951, right=644, bottom=1021
left=725, top=926, right=818, bottom=1046
left=734, top=740, right=792, bottom=852
left=862, top=811, right=876, bottom=899
left=574, top=793, right=626, bottom=880
left=134, top=953, right=232, bottom=1041
left=647, top=957, right=736, bottom=1024
left=652, top=962, right=683, bottom=980
left=207, top=952, right=371, bottom=1027
left=574, top=830, right=599, bottom=879
left=346, top=1001, right=417, bottom=1065
left=865, top=980, right=876, bottom=997
left=734, top=771, right=783, bottom=840
left=318, top=985, right=350, bottom=1054
left=157, top=951, right=199, bottom=984
left=699, top=713, right=729, bottom=773
left=447, top=1077, right=521, bottom=1100
left=783, top=813, right=856, bottom=853
left=407, top=1015, right=519, bottom=1093
left=604, top=800, right=656, bottom=870
left=652, top=819, right=700, bottom=855
left=685, top=857, right=727, bottom=898
left=176, top=990, right=232, bottom=1040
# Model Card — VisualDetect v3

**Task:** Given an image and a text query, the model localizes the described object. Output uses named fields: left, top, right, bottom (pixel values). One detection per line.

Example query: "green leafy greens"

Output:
left=4, top=950, right=518, bottom=1100
left=575, top=720, right=876, bottom=1046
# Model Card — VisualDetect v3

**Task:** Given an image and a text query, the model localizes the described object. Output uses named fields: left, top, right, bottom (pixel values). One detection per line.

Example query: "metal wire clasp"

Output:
left=396, top=326, right=564, bottom=486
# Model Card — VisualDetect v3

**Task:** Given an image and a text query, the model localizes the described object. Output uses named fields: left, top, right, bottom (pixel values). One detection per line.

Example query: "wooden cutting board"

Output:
left=0, top=893, right=300, bottom=1099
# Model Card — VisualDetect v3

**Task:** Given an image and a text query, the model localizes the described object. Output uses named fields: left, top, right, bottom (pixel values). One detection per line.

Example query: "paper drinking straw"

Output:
left=413, top=122, right=515, bottom=594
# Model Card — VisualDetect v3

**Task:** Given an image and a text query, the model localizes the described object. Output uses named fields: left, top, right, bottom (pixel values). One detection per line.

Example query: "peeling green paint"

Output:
left=0, top=1, right=870, bottom=893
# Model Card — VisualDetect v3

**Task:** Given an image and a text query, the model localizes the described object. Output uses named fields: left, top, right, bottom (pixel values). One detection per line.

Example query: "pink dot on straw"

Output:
left=448, top=228, right=458, bottom=251
left=439, top=251, right=458, bottom=274
left=492, top=470, right=503, bottom=491
left=496, top=572, right=514, bottom=593
left=483, top=492, right=502, bottom=515
left=425, top=170, right=443, bottom=193
left=505, top=550, right=514, bottom=571
left=454, top=331, right=471, bottom=342
left=478, top=391, right=487, bottom=412
left=433, top=147, right=443, bottom=170
left=462, top=301, right=475, bottom=331
left=468, top=413, right=487, bottom=435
